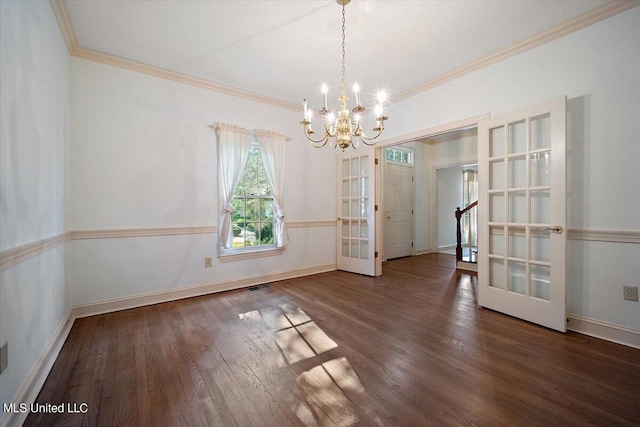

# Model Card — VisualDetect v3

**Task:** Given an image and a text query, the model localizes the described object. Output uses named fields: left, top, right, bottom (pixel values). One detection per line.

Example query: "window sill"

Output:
left=218, top=246, right=284, bottom=263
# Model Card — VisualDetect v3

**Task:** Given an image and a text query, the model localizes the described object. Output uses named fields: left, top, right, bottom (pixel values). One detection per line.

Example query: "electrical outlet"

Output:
left=0, top=342, right=7, bottom=375
left=623, top=286, right=638, bottom=302
left=204, top=257, right=212, bottom=268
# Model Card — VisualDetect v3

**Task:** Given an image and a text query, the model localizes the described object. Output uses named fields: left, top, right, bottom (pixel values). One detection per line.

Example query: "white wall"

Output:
left=68, top=57, right=337, bottom=306
left=385, top=8, right=640, bottom=330
left=0, top=0, right=71, bottom=409
left=413, top=142, right=429, bottom=252
left=436, top=166, right=463, bottom=249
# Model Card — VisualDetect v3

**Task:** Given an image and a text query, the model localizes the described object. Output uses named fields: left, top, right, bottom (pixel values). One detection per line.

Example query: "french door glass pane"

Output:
left=342, top=159, right=349, bottom=177
left=351, top=178, right=359, bottom=197
left=360, top=156, right=369, bottom=175
left=351, top=200, right=358, bottom=218
left=509, top=120, right=526, bottom=154
left=508, top=192, right=526, bottom=223
left=508, top=227, right=526, bottom=259
left=351, top=158, right=359, bottom=176
left=531, top=190, right=551, bottom=224
left=360, top=240, right=368, bottom=260
left=531, top=264, right=551, bottom=300
left=531, top=113, right=551, bottom=150
left=530, top=228, right=551, bottom=263
left=490, top=193, right=505, bottom=223
left=489, top=226, right=504, bottom=256
left=360, top=199, right=368, bottom=217
left=490, top=160, right=505, bottom=190
left=508, top=156, right=526, bottom=188
left=490, top=258, right=506, bottom=290
left=342, top=239, right=349, bottom=257
left=530, top=152, right=551, bottom=187
left=508, top=261, right=526, bottom=295
left=342, top=179, right=349, bottom=197
left=490, top=127, right=505, bottom=157
left=360, top=220, right=368, bottom=238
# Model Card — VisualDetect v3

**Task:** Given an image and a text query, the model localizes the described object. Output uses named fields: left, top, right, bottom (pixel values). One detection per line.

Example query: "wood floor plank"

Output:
left=25, top=254, right=640, bottom=426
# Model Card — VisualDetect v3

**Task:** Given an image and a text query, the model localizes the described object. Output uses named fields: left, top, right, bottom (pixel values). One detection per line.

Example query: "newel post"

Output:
left=455, top=207, right=462, bottom=262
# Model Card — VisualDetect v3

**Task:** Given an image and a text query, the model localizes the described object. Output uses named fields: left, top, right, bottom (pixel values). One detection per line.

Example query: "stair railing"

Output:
left=455, top=201, right=477, bottom=262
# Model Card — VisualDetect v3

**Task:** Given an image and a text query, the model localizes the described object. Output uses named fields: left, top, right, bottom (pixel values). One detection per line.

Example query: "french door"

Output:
left=478, top=97, right=567, bottom=332
left=337, top=151, right=376, bottom=276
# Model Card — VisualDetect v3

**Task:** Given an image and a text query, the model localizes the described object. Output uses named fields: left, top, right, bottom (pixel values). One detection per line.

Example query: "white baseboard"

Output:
left=567, top=314, right=640, bottom=349
left=73, top=262, right=336, bottom=319
left=0, top=308, right=75, bottom=427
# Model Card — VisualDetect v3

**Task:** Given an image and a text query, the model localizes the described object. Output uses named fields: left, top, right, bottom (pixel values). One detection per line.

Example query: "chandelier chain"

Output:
left=341, top=3, right=346, bottom=100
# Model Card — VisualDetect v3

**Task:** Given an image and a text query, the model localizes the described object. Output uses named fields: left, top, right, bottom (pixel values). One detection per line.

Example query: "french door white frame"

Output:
left=478, top=96, right=567, bottom=332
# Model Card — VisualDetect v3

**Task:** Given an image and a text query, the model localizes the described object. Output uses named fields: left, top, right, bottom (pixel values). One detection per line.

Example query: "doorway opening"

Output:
left=376, top=116, right=485, bottom=269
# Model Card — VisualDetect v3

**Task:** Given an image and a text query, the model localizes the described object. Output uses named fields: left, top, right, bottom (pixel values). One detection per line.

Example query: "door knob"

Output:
left=545, top=226, right=563, bottom=233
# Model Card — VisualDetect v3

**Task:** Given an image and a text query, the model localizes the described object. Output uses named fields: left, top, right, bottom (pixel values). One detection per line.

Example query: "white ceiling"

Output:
left=65, top=0, right=609, bottom=107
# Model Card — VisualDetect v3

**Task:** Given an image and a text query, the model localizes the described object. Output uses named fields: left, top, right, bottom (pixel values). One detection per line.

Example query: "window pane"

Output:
left=231, top=198, right=245, bottom=222
left=261, top=199, right=274, bottom=221
left=260, top=223, right=274, bottom=244
left=245, top=198, right=259, bottom=221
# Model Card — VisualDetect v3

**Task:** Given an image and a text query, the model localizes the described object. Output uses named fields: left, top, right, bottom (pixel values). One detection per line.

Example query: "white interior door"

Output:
left=478, top=97, right=566, bottom=332
left=384, top=161, right=413, bottom=259
left=337, top=151, right=376, bottom=276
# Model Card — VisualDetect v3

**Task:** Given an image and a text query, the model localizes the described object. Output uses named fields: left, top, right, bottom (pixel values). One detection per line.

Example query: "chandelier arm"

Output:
left=304, top=131, right=330, bottom=146
left=357, top=129, right=384, bottom=144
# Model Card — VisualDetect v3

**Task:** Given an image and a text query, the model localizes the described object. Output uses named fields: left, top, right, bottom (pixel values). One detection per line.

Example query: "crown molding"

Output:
left=71, top=46, right=300, bottom=111
left=49, top=0, right=638, bottom=110
left=391, top=0, right=640, bottom=103
left=48, top=1, right=300, bottom=112
left=49, top=0, right=78, bottom=53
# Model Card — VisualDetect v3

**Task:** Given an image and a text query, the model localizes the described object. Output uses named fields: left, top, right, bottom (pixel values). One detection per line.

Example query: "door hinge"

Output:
left=412, top=242, right=414, bottom=248
left=412, top=176, right=414, bottom=182
left=411, top=209, right=414, bottom=215
left=375, top=158, right=379, bottom=165
left=375, top=251, right=379, bottom=258
left=375, top=204, right=378, bottom=212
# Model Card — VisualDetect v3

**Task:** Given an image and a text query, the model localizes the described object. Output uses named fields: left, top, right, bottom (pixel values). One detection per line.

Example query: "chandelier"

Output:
left=300, top=0, right=388, bottom=151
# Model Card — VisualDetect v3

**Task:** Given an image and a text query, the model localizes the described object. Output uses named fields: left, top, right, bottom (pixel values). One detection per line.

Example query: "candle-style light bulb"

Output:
left=303, top=99, right=308, bottom=120
left=377, top=90, right=386, bottom=104
left=353, top=82, right=361, bottom=106
left=321, top=83, right=328, bottom=110
left=374, top=103, right=383, bottom=117
left=327, top=112, right=335, bottom=123
left=354, top=113, right=361, bottom=122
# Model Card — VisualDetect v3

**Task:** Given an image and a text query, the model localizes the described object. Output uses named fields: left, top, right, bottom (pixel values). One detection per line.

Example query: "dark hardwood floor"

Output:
left=26, top=254, right=640, bottom=426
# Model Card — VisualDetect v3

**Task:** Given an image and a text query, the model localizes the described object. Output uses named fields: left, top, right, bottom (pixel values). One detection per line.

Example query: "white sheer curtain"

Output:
left=256, top=130, right=289, bottom=248
left=215, top=123, right=252, bottom=249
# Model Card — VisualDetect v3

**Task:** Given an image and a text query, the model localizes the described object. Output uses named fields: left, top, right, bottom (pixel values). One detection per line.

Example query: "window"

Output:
left=230, top=146, right=275, bottom=249
left=385, top=147, right=412, bottom=164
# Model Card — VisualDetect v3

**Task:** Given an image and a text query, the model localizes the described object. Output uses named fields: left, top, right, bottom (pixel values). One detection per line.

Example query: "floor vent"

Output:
left=247, top=284, right=270, bottom=292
